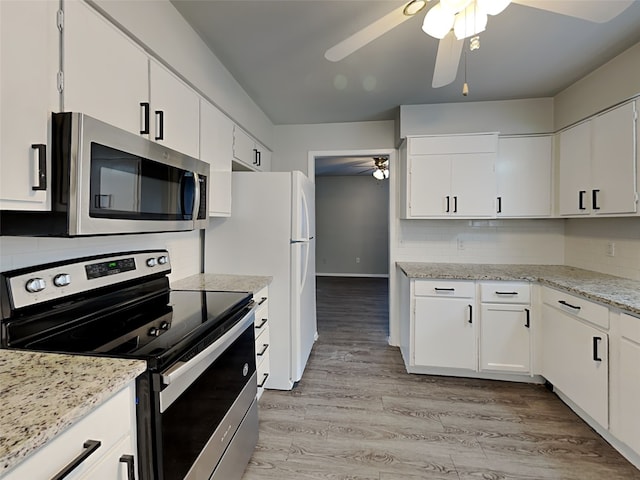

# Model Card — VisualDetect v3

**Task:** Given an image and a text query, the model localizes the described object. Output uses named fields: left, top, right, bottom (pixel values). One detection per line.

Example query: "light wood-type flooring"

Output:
left=241, top=277, right=640, bottom=479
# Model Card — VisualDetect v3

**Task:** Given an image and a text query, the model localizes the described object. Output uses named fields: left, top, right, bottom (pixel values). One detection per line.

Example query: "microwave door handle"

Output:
left=180, top=172, right=198, bottom=219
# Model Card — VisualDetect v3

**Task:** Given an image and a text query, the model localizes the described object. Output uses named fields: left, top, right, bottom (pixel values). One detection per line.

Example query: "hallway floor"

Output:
left=241, top=276, right=640, bottom=479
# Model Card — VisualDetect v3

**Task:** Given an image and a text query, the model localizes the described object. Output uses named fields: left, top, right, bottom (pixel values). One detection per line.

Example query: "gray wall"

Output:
left=316, top=176, right=389, bottom=276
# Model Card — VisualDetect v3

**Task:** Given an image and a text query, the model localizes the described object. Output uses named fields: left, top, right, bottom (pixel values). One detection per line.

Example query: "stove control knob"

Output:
left=157, top=255, right=169, bottom=265
left=53, top=274, right=71, bottom=288
left=25, top=278, right=46, bottom=293
left=160, top=321, right=170, bottom=330
left=148, top=327, right=159, bottom=337
left=146, top=258, right=157, bottom=267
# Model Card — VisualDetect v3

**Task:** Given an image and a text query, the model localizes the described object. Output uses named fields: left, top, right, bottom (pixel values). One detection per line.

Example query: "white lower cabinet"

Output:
left=2, top=383, right=138, bottom=480
left=254, top=286, right=271, bottom=398
left=411, top=280, right=476, bottom=370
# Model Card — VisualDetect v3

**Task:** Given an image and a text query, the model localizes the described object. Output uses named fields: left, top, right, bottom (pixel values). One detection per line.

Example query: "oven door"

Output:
left=155, top=309, right=257, bottom=480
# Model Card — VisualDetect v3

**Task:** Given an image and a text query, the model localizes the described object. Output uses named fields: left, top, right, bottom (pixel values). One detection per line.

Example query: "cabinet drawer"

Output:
left=409, top=134, right=498, bottom=155
left=257, top=348, right=270, bottom=392
left=542, top=287, right=609, bottom=330
left=255, top=326, right=270, bottom=364
left=78, top=435, right=136, bottom=480
left=621, top=312, right=640, bottom=344
left=480, top=282, right=530, bottom=304
left=413, top=279, right=475, bottom=298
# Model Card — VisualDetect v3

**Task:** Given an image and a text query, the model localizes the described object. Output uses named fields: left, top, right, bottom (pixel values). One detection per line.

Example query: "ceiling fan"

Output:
left=325, top=0, right=636, bottom=90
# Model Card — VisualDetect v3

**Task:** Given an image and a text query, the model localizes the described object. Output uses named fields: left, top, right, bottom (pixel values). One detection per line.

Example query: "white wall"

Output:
left=316, top=176, right=389, bottom=276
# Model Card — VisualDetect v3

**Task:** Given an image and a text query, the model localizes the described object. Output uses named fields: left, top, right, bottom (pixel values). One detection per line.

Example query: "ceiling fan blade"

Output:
left=432, top=31, right=464, bottom=88
left=325, top=3, right=413, bottom=62
left=512, top=0, right=635, bottom=23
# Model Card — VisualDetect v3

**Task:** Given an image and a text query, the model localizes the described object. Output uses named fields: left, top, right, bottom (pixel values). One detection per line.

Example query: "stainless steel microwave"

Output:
left=1, top=112, right=209, bottom=236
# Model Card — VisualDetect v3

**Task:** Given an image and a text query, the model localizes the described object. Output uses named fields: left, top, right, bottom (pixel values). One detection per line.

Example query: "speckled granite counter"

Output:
left=0, top=350, right=146, bottom=474
left=397, top=263, right=640, bottom=316
left=171, top=273, right=272, bottom=294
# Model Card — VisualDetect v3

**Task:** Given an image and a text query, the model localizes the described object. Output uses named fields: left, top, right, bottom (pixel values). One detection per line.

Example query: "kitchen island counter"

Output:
left=171, top=273, right=273, bottom=294
left=397, top=262, right=640, bottom=316
left=0, top=350, right=146, bottom=475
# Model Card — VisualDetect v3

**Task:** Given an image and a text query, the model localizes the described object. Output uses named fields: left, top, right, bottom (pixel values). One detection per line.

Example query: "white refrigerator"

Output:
left=205, top=170, right=317, bottom=390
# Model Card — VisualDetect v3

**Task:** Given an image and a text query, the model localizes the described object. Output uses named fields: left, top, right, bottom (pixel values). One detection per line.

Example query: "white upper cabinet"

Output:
left=402, top=134, right=497, bottom=218
left=232, top=125, right=271, bottom=172
left=63, top=0, right=149, bottom=137
left=558, top=101, right=637, bottom=216
left=0, top=0, right=59, bottom=210
left=200, top=99, right=232, bottom=216
left=149, top=60, right=200, bottom=159
left=496, top=136, right=552, bottom=217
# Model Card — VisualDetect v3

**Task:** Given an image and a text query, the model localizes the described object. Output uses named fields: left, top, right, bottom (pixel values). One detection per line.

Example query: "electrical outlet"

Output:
left=606, top=242, right=615, bottom=257
left=355, top=257, right=360, bottom=263
left=457, top=238, right=465, bottom=251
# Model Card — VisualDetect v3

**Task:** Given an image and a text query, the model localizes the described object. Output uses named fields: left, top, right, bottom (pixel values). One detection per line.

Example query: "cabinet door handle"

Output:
left=140, top=102, right=150, bottom=134
left=256, top=150, right=261, bottom=166
left=558, top=300, right=581, bottom=311
left=155, top=110, right=164, bottom=140
left=253, top=148, right=259, bottom=165
left=592, top=189, right=600, bottom=210
left=496, top=196, right=502, bottom=214
left=31, top=144, right=47, bottom=191
left=119, top=454, right=136, bottom=480
left=453, top=196, right=458, bottom=213
left=257, top=372, right=269, bottom=388
left=258, top=296, right=268, bottom=306
left=51, top=440, right=101, bottom=480
left=524, top=308, right=530, bottom=328
left=468, top=304, right=473, bottom=323
left=255, top=318, right=268, bottom=329
left=593, top=336, right=602, bottom=362
left=434, top=287, right=455, bottom=292
left=578, top=190, right=586, bottom=210
left=257, top=344, right=269, bottom=356
left=445, top=196, right=450, bottom=213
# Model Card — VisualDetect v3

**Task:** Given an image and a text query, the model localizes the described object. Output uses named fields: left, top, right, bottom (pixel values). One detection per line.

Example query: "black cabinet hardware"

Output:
left=434, top=287, right=455, bottom=292
left=525, top=308, right=530, bottom=328
left=256, top=150, right=261, bottom=167
left=445, top=196, right=450, bottom=213
left=453, top=196, right=458, bottom=213
left=255, top=318, right=268, bottom=329
left=578, top=190, right=586, bottom=210
left=140, top=102, right=150, bottom=134
left=257, top=373, right=269, bottom=388
left=252, top=148, right=259, bottom=165
left=592, top=189, right=600, bottom=210
left=258, top=297, right=268, bottom=306
left=119, top=454, right=136, bottom=480
left=468, top=304, right=473, bottom=323
left=497, top=196, right=502, bottom=214
left=257, top=344, right=269, bottom=356
left=31, top=144, right=47, bottom=191
left=593, top=336, right=602, bottom=361
left=495, top=291, right=518, bottom=295
left=52, top=439, right=101, bottom=480
left=155, top=110, right=164, bottom=140
left=558, top=300, right=581, bottom=311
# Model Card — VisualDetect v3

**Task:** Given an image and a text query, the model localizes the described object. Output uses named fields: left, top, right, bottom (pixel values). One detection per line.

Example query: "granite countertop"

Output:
left=397, top=262, right=640, bottom=316
left=171, top=273, right=272, bottom=294
left=0, top=350, right=146, bottom=474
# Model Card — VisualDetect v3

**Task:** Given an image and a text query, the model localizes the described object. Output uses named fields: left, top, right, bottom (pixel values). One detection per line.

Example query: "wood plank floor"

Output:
left=242, top=277, right=640, bottom=480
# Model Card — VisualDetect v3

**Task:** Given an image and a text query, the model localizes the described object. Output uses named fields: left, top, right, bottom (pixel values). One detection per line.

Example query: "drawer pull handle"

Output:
left=257, top=372, right=269, bottom=388
left=434, top=288, right=455, bottom=292
left=119, top=454, right=136, bottom=480
left=525, top=308, right=530, bottom=328
left=51, top=439, right=101, bottom=480
left=468, top=304, right=473, bottom=324
left=495, top=291, right=518, bottom=295
left=257, top=344, right=269, bottom=356
left=558, top=300, right=581, bottom=311
left=593, top=336, right=602, bottom=362
left=258, top=296, right=268, bottom=306
left=255, top=318, right=268, bottom=329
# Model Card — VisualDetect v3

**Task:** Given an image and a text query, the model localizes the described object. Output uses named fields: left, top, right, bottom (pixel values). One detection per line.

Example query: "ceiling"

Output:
left=170, top=0, right=640, bottom=127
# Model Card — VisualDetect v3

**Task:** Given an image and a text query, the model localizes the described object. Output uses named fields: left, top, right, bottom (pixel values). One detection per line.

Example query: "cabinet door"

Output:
left=200, top=100, right=232, bottom=216
left=591, top=102, right=637, bottom=215
left=413, top=297, right=475, bottom=370
left=451, top=153, right=496, bottom=217
left=558, top=122, right=592, bottom=216
left=0, top=0, right=58, bottom=210
left=63, top=0, right=148, bottom=137
left=149, top=60, right=200, bottom=158
left=232, top=125, right=256, bottom=168
left=541, top=304, right=608, bottom=428
left=496, top=136, right=552, bottom=217
left=255, top=141, right=272, bottom=172
left=480, top=304, right=530, bottom=373
left=408, top=155, right=451, bottom=217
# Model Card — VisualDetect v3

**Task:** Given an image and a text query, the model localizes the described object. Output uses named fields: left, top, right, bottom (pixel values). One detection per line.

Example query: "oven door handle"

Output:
left=158, top=304, right=256, bottom=412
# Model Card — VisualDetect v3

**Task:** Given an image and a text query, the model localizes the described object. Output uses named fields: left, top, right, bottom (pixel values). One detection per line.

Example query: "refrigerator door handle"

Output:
left=299, top=241, right=310, bottom=292
left=300, top=182, right=311, bottom=240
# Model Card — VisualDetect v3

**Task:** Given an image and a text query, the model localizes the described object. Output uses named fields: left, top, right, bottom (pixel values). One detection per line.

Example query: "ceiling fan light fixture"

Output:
left=373, top=168, right=385, bottom=180
left=453, top=2, right=487, bottom=39
left=422, top=4, right=456, bottom=39
left=477, top=0, right=511, bottom=16
left=403, top=0, right=428, bottom=16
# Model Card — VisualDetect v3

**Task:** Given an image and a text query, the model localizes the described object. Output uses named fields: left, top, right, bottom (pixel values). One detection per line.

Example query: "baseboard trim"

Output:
left=316, top=273, right=389, bottom=278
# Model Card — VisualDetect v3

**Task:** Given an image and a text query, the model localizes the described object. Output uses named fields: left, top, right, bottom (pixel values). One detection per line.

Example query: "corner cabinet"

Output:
left=253, top=286, right=271, bottom=398
left=401, top=134, right=497, bottom=218
left=0, top=0, right=59, bottom=211
left=200, top=100, right=232, bottom=217
left=558, top=101, right=637, bottom=216
left=233, top=126, right=272, bottom=172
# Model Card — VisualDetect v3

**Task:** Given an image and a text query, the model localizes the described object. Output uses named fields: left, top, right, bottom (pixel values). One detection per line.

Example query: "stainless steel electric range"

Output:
left=0, top=250, right=258, bottom=480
